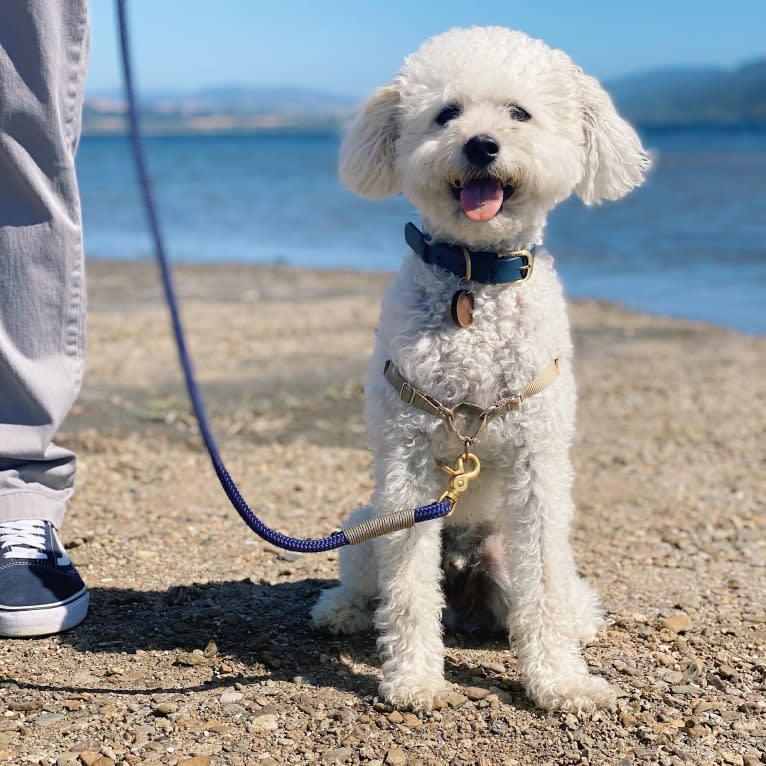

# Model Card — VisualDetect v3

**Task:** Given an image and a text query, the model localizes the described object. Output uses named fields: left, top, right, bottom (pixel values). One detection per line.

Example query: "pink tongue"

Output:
left=460, top=179, right=504, bottom=222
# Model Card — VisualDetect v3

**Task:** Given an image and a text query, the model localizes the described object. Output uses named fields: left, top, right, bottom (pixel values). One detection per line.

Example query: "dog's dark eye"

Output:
left=435, top=104, right=461, bottom=126
left=508, top=104, right=531, bottom=122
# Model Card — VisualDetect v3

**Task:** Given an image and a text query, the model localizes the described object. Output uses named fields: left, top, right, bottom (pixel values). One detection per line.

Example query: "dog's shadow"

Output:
left=7, top=578, right=535, bottom=711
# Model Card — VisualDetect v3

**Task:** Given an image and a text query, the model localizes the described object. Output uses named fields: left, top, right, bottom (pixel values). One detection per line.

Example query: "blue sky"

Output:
left=88, top=1, right=766, bottom=98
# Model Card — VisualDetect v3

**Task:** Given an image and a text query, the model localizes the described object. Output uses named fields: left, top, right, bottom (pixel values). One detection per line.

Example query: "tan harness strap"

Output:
left=383, top=358, right=560, bottom=435
left=480, top=358, right=560, bottom=423
left=521, top=358, right=560, bottom=399
left=383, top=360, right=454, bottom=421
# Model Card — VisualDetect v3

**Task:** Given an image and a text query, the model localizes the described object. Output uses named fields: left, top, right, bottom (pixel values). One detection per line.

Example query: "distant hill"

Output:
left=176, top=85, right=356, bottom=114
left=607, top=58, right=766, bottom=125
left=82, top=59, right=766, bottom=135
left=82, top=85, right=356, bottom=135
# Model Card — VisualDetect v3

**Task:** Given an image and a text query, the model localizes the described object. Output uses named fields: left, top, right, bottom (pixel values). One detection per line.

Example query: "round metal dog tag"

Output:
left=451, top=290, right=474, bottom=328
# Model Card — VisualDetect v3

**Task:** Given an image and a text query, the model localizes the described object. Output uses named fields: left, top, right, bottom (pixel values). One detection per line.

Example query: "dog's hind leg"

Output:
left=441, top=524, right=513, bottom=635
left=499, top=437, right=615, bottom=713
left=311, top=505, right=378, bottom=635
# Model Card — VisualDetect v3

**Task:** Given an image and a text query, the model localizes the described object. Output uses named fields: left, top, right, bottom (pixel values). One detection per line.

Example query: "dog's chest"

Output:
left=375, top=253, right=569, bottom=466
left=385, top=258, right=558, bottom=405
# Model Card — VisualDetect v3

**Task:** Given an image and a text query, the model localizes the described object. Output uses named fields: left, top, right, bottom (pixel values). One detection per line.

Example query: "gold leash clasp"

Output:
left=439, top=452, right=481, bottom=514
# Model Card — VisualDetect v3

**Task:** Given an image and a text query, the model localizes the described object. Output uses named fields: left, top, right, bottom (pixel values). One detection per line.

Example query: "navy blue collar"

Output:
left=405, top=222, right=536, bottom=286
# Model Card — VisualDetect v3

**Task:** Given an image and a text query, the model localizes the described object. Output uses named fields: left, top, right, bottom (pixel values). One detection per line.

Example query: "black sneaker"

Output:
left=0, top=520, right=89, bottom=637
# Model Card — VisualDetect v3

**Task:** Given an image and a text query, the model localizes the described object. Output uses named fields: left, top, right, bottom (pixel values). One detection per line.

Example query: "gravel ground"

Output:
left=1, top=262, right=764, bottom=766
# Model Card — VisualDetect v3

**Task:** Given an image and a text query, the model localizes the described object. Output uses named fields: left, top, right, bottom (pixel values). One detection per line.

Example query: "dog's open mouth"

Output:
left=450, top=178, right=515, bottom=222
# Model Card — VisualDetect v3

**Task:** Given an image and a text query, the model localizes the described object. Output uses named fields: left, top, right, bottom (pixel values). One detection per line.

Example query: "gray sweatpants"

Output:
left=0, top=1, right=89, bottom=527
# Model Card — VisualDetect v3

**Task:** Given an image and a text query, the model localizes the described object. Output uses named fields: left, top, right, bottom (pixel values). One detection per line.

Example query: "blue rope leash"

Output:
left=114, top=0, right=453, bottom=552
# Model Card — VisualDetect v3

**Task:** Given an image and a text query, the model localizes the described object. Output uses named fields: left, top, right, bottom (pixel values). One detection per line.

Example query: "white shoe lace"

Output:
left=0, top=520, right=52, bottom=560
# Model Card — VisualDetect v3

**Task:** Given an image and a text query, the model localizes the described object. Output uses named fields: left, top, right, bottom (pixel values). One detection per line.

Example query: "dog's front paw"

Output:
left=528, top=672, right=616, bottom=713
left=380, top=675, right=449, bottom=712
left=311, top=586, right=374, bottom=635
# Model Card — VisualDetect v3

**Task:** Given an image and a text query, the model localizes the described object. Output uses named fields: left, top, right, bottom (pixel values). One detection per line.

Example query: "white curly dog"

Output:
left=312, top=26, right=649, bottom=712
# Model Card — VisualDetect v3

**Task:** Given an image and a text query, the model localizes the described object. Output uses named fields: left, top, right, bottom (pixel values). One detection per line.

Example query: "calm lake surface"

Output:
left=76, top=127, right=766, bottom=334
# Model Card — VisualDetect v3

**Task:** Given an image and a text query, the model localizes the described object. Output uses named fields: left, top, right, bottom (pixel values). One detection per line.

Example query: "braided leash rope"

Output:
left=114, top=0, right=454, bottom=552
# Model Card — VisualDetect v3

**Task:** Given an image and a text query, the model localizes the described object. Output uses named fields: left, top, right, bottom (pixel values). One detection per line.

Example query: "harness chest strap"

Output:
left=383, top=358, right=560, bottom=427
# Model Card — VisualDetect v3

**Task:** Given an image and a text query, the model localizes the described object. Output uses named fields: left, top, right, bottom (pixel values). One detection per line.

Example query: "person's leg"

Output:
left=0, top=0, right=90, bottom=636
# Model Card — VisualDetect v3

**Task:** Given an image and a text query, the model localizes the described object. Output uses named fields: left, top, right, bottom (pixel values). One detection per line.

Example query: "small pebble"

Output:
left=681, top=658, right=704, bottom=681
left=563, top=713, right=579, bottom=729
left=176, top=757, right=211, bottom=766
left=464, top=686, right=490, bottom=701
left=619, top=710, right=638, bottom=727
left=385, top=746, right=408, bottom=766
left=248, top=713, right=278, bottom=732
left=660, top=613, right=693, bottom=634
left=445, top=691, right=468, bottom=708
left=401, top=712, right=421, bottom=727
left=34, top=712, right=65, bottom=727
left=260, top=650, right=282, bottom=669
left=203, top=641, right=218, bottom=657
left=174, top=651, right=212, bottom=667
left=322, top=747, right=353, bottom=763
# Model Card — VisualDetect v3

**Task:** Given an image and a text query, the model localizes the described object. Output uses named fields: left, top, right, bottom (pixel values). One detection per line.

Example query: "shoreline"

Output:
left=84, top=257, right=765, bottom=338
left=80, top=123, right=766, bottom=138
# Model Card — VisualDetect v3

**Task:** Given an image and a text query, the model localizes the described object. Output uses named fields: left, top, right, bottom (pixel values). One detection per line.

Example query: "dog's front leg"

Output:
left=500, top=441, right=615, bottom=713
left=371, top=444, right=447, bottom=710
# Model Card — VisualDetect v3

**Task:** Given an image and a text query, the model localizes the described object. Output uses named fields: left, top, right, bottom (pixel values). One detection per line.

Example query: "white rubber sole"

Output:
left=0, top=587, right=89, bottom=637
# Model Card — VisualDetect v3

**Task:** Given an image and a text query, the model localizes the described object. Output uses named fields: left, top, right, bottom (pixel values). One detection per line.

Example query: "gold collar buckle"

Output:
left=506, top=249, right=534, bottom=283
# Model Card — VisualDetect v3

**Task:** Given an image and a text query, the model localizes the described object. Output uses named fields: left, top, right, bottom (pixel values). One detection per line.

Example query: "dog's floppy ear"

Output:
left=574, top=71, right=651, bottom=205
left=339, top=82, right=401, bottom=198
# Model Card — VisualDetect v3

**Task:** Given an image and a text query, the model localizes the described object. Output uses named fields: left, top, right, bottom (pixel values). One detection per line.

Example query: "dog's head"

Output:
left=339, top=27, right=650, bottom=248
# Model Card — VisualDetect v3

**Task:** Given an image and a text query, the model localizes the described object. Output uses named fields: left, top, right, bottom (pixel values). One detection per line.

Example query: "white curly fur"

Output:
left=312, top=26, right=649, bottom=712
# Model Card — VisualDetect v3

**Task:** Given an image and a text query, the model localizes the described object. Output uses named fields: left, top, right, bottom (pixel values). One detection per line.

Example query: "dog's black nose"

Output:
left=464, top=135, right=500, bottom=166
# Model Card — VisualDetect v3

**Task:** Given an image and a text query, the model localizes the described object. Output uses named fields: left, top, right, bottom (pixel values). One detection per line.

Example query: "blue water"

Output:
left=76, top=127, right=766, bottom=335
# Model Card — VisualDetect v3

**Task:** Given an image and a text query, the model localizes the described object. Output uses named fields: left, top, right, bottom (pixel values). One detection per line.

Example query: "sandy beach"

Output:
left=1, top=261, right=764, bottom=766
